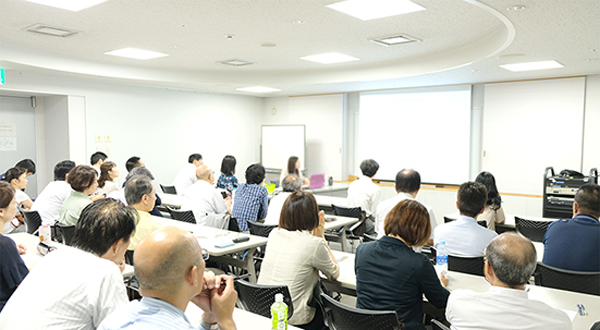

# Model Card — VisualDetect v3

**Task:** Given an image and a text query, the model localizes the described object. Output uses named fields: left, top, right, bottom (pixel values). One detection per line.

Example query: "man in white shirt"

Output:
left=181, top=165, right=231, bottom=226
left=434, top=181, right=497, bottom=256
left=347, top=159, right=380, bottom=235
left=172, top=153, right=203, bottom=194
left=264, top=174, right=302, bottom=225
left=0, top=198, right=136, bottom=330
left=446, top=232, right=572, bottom=330
left=90, top=151, right=108, bottom=176
left=31, top=160, right=75, bottom=226
left=376, top=169, right=437, bottom=244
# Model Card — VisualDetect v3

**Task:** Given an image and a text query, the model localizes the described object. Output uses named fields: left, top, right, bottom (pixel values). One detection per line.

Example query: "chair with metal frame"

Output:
left=234, top=280, right=294, bottom=319
left=534, top=262, right=600, bottom=296
left=325, top=205, right=366, bottom=251
left=448, top=255, right=485, bottom=276
left=444, top=216, right=486, bottom=228
left=57, top=224, right=76, bottom=246
left=21, top=210, right=42, bottom=235
left=363, top=233, right=378, bottom=242
left=167, top=207, right=196, bottom=224
left=320, top=293, right=404, bottom=330
left=515, top=216, right=551, bottom=242
left=159, top=184, right=177, bottom=195
left=431, top=319, right=450, bottom=330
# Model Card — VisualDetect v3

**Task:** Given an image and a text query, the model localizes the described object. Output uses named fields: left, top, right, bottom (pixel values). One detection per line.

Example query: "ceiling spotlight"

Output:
left=219, top=59, right=253, bottom=66
left=225, top=34, right=235, bottom=39
left=293, top=20, right=305, bottom=24
left=507, top=5, right=526, bottom=11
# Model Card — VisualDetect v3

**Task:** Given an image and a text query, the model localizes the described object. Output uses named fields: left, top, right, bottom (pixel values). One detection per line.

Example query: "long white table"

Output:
left=152, top=216, right=268, bottom=283
left=323, top=250, right=600, bottom=329
left=7, top=232, right=135, bottom=278
left=185, top=303, right=302, bottom=330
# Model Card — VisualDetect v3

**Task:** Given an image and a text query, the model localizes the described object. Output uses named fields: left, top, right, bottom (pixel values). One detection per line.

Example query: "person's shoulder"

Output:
left=0, top=234, right=17, bottom=250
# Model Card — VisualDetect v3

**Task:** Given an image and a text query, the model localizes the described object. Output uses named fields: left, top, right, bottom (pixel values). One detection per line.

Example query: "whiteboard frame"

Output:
left=260, top=124, right=306, bottom=171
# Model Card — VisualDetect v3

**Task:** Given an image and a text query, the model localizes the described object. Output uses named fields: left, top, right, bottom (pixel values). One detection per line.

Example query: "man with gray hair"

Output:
left=180, top=165, right=232, bottom=226
left=125, top=176, right=161, bottom=252
left=109, top=167, right=163, bottom=217
left=446, top=232, right=571, bottom=330
left=263, top=174, right=302, bottom=225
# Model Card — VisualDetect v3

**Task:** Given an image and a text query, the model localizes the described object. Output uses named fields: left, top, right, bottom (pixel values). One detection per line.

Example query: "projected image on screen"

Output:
left=357, top=87, right=471, bottom=185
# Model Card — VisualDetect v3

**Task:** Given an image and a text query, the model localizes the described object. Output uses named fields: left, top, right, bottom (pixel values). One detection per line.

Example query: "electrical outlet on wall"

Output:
left=105, top=135, right=112, bottom=143
left=105, top=146, right=111, bottom=154
left=95, top=134, right=102, bottom=143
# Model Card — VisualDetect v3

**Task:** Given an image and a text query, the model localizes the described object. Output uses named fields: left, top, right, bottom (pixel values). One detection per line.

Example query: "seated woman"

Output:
left=216, top=155, right=239, bottom=195
left=258, top=191, right=339, bottom=330
left=97, top=161, right=121, bottom=196
left=279, top=156, right=310, bottom=186
left=2, top=167, right=33, bottom=234
left=475, top=171, right=506, bottom=231
left=355, top=199, right=450, bottom=330
left=58, top=165, right=99, bottom=226
left=0, top=181, right=29, bottom=311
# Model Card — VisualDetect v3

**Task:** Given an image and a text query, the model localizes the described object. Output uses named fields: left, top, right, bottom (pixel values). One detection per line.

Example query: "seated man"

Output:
left=543, top=183, right=600, bottom=271
left=347, top=159, right=380, bottom=235
left=180, top=165, right=231, bottom=226
left=30, top=160, right=76, bottom=226
left=376, top=169, right=437, bottom=244
left=0, top=158, right=36, bottom=182
left=125, top=156, right=145, bottom=173
left=446, top=233, right=571, bottom=330
left=125, top=176, right=162, bottom=253
left=112, top=166, right=164, bottom=218
left=98, top=227, right=238, bottom=330
left=433, top=181, right=497, bottom=256
left=172, top=153, right=203, bottom=194
left=0, top=199, right=136, bottom=329
left=231, top=163, right=268, bottom=231
left=91, top=151, right=108, bottom=176
left=263, top=174, right=301, bottom=225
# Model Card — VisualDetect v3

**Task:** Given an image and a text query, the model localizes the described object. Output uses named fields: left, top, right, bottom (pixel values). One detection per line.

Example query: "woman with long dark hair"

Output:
left=475, top=171, right=505, bottom=230
left=279, top=156, right=309, bottom=186
left=97, top=161, right=120, bottom=196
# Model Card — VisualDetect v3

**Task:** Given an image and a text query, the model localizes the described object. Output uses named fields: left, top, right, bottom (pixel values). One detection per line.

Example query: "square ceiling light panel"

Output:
left=24, top=0, right=109, bottom=12
left=236, top=86, right=281, bottom=93
left=105, top=48, right=169, bottom=60
left=300, top=52, right=360, bottom=64
left=500, top=60, right=564, bottom=72
left=370, top=34, right=420, bottom=47
left=327, top=0, right=426, bottom=21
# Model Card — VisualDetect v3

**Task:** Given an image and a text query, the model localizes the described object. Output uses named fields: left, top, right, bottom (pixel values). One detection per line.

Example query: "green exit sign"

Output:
left=0, top=68, right=4, bottom=85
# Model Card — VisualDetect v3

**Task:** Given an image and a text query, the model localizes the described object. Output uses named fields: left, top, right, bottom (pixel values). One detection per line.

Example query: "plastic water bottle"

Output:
left=39, top=225, right=51, bottom=244
left=271, top=293, right=288, bottom=330
left=437, top=240, right=448, bottom=272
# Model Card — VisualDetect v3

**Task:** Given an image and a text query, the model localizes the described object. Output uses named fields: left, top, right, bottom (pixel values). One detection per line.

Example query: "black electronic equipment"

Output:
left=543, top=167, right=598, bottom=219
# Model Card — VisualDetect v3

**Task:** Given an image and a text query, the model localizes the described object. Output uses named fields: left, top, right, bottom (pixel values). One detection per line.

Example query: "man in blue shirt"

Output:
left=98, top=227, right=238, bottom=330
left=231, top=163, right=268, bottom=231
left=543, top=183, right=600, bottom=272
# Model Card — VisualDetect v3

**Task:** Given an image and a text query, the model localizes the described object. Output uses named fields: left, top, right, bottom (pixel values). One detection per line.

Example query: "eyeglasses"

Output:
left=188, top=248, right=210, bottom=274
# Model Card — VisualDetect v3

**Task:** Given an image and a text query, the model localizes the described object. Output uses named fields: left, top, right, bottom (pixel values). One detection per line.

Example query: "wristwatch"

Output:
left=201, top=319, right=219, bottom=330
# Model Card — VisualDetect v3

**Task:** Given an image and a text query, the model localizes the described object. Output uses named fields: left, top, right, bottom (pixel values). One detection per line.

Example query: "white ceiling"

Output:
left=1, top=0, right=598, bottom=97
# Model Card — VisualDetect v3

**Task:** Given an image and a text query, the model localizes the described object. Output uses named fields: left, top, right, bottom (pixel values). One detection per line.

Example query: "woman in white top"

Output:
left=279, top=156, right=310, bottom=186
left=97, top=161, right=121, bottom=196
left=475, top=171, right=506, bottom=231
left=2, top=167, right=33, bottom=234
left=258, top=190, right=339, bottom=330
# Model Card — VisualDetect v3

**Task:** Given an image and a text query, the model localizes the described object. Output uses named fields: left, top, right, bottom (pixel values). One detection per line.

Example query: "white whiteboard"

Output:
left=261, top=125, right=306, bottom=170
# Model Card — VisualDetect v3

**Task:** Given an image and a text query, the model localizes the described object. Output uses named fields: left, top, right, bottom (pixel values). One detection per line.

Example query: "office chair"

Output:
left=534, top=262, right=600, bottom=296
left=21, top=210, right=42, bottom=235
left=448, top=255, right=485, bottom=276
left=431, top=319, right=450, bottom=330
left=247, top=221, right=277, bottom=237
left=57, top=224, right=76, bottom=246
left=443, top=216, right=455, bottom=223
left=477, top=220, right=487, bottom=227
left=234, top=280, right=294, bottom=319
left=167, top=207, right=196, bottom=224
left=515, top=216, right=551, bottom=242
left=320, top=293, right=404, bottom=330
left=327, top=205, right=366, bottom=251
left=363, top=233, right=378, bottom=242
left=159, top=184, right=177, bottom=195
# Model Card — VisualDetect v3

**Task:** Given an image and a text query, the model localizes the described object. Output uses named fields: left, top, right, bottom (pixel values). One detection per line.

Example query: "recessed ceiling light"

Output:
left=326, top=0, right=426, bottom=21
left=500, top=60, right=564, bottom=72
left=24, top=23, right=79, bottom=37
left=293, top=20, right=305, bottom=24
left=104, top=48, right=168, bottom=60
left=219, top=59, right=254, bottom=67
left=507, top=5, right=526, bottom=11
left=236, top=86, right=281, bottom=93
left=24, top=0, right=109, bottom=12
left=370, top=34, right=420, bottom=47
left=300, top=52, right=360, bottom=64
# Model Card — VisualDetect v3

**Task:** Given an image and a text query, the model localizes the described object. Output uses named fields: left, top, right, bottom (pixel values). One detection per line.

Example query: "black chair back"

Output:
left=248, top=221, right=277, bottom=237
left=515, top=216, right=551, bottom=242
left=477, top=220, right=487, bottom=227
left=22, top=210, right=42, bottom=234
left=363, top=233, right=378, bottom=242
left=229, top=217, right=241, bottom=232
left=159, top=184, right=177, bottom=195
left=167, top=207, right=196, bottom=224
left=534, top=262, right=600, bottom=296
left=448, top=255, right=485, bottom=276
left=320, top=293, right=403, bottom=330
left=234, top=280, right=294, bottom=319
left=331, top=204, right=366, bottom=237
left=58, top=225, right=76, bottom=246
left=431, top=319, right=450, bottom=330
left=443, top=216, right=455, bottom=223
left=421, top=246, right=437, bottom=264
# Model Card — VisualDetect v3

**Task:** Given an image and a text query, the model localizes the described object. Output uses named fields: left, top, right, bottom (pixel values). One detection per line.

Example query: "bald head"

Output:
left=486, top=232, right=537, bottom=288
left=395, top=169, right=420, bottom=193
left=196, top=165, right=212, bottom=181
left=134, top=227, right=202, bottom=294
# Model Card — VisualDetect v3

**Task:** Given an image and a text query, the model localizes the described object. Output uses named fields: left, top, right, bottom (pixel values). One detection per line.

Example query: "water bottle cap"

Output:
left=440, top=241, right=446, bottom=245
left=275, top=293, right=283, bottom=302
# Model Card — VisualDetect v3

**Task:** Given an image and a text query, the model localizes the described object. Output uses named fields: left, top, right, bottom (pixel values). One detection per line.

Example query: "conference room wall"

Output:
left=582, top=74, right=600, bottom=172
left=0, top=72, right=264, bottom=192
